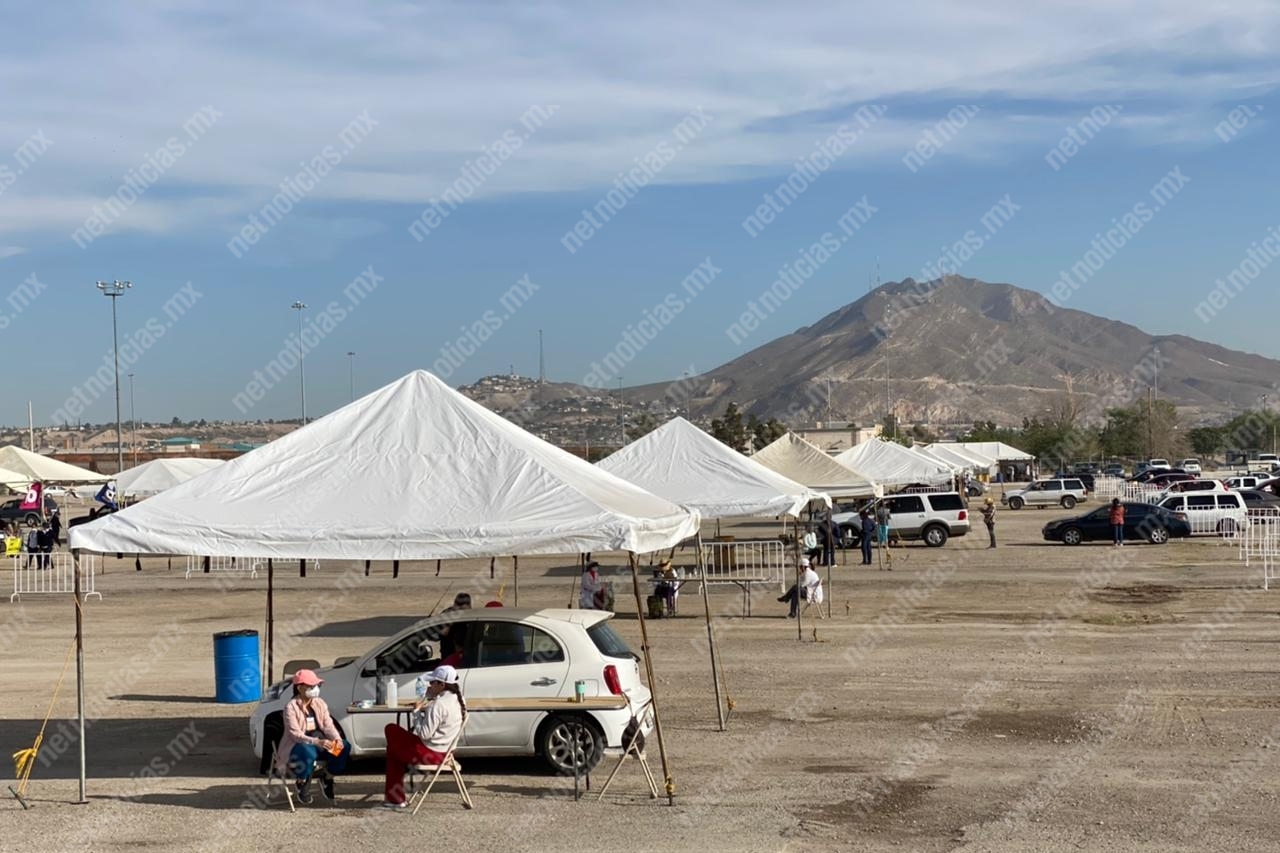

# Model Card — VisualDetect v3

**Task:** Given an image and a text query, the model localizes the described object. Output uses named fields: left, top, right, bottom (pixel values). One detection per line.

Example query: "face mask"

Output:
left=304, top=686, right=320, bottom=699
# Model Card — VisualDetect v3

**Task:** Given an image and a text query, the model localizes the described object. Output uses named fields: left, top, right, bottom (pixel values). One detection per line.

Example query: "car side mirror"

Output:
left=419, top=643, right=435, bottom=662
left=361, top=666, right=378, bottom=678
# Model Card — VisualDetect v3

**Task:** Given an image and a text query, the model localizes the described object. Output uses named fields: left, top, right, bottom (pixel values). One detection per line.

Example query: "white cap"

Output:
left=799, top=557, right=811, bottom=567
left=425, top=665, right=459, bottom=685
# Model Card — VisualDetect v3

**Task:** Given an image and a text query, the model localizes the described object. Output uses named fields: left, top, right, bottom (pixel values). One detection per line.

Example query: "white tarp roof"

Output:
left=958, top=441, right=1035, bottom=461
left=598, top=417, right=830, bottom=519
left=0, top=446, right=111, bottom=484
left=117, top=457, right=226, bottom=498
left=0, top=466, right=32, bottom=487
left=751, top=432, right=878, bottom=497
left=926, top=443, right=997, bottom=470
left=835, top=439, right=955, bottom=487
left=71, top=370, right=700, bottom=559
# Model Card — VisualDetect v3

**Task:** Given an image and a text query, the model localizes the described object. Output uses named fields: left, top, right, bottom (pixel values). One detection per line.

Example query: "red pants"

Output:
left=384, top=724, right=447, bottom=805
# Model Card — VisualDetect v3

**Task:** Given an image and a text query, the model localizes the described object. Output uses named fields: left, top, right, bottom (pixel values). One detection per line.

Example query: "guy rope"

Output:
left=9, top=628, right=77, bottom=809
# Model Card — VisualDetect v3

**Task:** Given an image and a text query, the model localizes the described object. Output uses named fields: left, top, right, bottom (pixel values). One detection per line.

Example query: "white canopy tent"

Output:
left=751, top=432, right=878, bottom=498
left=925, top=443, right=997, bottom=473
left=0, top=465, right=32, bottom=488
left=0, top=446, right=110, bottom=484
left=72, top=371, right=699, bottom=559
left=598, top=417, right=831, bottom=519
left=67, top=370, right=699, bottom=804
left=835, top=439, right=954, bottom=488
left=957, top=441, right=1035, bottom=462
left=116, top=457, right=226, bottom=498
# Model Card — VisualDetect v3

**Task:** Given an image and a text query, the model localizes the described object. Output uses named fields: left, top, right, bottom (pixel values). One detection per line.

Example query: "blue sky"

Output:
left=2, top=1, right=1279, bottom=426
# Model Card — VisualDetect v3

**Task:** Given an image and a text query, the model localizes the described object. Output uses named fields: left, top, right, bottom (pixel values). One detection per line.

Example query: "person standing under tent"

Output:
left=820, top=510, right=838, bottom=567
left=859, top=508, right=875, bottom=565
left=875, top=502, right=892, bottom=548
left=981, top=497, right=997, bottom=549
left=580, top=561, right=604, bottom=609
left=49, top=509, right=62, bottom=548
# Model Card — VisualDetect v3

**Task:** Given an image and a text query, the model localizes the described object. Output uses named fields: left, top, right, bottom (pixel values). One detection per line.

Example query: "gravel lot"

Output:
left=4, top=501, right=1280, bottom=852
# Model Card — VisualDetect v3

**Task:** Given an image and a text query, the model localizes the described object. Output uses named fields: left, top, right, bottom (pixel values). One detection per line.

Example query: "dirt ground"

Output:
left=4, top=501, right=1280, bottom=852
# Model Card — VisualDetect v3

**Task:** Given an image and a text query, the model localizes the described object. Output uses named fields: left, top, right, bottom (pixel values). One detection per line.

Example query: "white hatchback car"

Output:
left=249, top=608, right=654, bottom=775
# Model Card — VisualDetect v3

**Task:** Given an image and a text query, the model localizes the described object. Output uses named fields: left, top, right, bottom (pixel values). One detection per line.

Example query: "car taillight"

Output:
left=958, top=510, right=967, bottom=521
left=604, top=664, right=623, bottom=695
left=1175, top=512, right=1187, bottom=521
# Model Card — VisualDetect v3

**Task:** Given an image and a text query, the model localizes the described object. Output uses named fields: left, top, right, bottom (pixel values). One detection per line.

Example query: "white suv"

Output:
left=1001, top=478, right=1089, bottom=510
left=1177, top=459, right=1202, bottom=475
left=832, top=492, right=971, bottom=547
left=249, top=609, right=653, bottom=775
left=1159, top=491, right=1249, bottom=536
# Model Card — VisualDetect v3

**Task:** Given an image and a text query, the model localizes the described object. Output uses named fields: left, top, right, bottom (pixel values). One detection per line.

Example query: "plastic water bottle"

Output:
left=415, top=676, right=428, bottom=700
left=386, top=678, right=399, bottom=708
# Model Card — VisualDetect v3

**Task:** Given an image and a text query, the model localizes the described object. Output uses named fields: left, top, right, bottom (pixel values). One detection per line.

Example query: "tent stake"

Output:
left=629, top=552, right=675, bottom=804
left=73, top=549, right=86, bottom=804
left=696, top=532, right=726, bottom=732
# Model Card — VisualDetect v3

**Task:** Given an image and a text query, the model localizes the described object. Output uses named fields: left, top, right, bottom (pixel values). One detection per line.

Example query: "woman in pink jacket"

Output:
left=277, top=669, right=351, bottom=804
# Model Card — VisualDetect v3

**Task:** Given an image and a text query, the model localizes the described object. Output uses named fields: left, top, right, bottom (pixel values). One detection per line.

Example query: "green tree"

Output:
left=710, top=403, right=749, bottom=452
left=1188, top=426, right=1223, bottom=459
left=747, top=414, right=787, bottom=449
left=625, top=411, right=660, bottom=442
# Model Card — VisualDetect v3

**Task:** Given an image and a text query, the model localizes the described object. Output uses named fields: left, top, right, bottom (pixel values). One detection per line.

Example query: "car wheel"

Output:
left=1217, top=518, right=1238, bottom=538
left=259, top=713, right=283, bottom=775
left=839, top=526, right=859, bottom=548
left=1062, top=528, right=1083, bottom=546
left=1061, top=496, right=1076, bottom=509
left=539, top=714, right=604, bottom=775
left=1008, top=497, right=1024, bottom=510
left=1147, top=526, right=1170, bottom=545
left=24, top=513, right=40, bottom=527
left=922, top=524, right=948, bottom=547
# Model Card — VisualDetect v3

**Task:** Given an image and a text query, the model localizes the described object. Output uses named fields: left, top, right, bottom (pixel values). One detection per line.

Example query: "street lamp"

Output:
left=128, top=373, right=137, bottom=467
left=96, top=280, right=132, bottom=476
left=347, top=351, right=356, bottom=402
left=618, top=377, right=625, bottom=446
left=291, top=301, right=308, bottom=425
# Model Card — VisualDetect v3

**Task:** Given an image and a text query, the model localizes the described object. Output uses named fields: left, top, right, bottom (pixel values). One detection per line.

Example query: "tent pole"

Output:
left=365, top=559, right=371, bottom=577
left=513, top=556, right=519, bottom=606
left=629, top=552, right=675, bottom=805
left=794, top=517, right=802, bottom=642
left=393, top=560, right=399, bottom=579
left=299, top=558, right=306, bottom=578
left=266, top=558, right=274, bottom=686
left=73, top=549, right=86, bottom=804
left=435, top=559, right=441, bottom=577
left=489, top=557, right=495, bottom=580
left=696, top=532, right=726, bottom=732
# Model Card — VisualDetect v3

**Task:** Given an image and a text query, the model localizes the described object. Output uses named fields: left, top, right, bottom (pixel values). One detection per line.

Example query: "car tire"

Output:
left=1147, top=526, right=1170, bottom=545
left=259, top=713, right=283, bottom=775
left=1061, top=496, right=1076, bottom=509
left=24, top=513, right=40, bottom=527
left=1217, top=518, right=1238, bottom=538
left=922, top=524, right=948, bottom=547
left=538, top=714, right=604, bottom=775
left=1062, top=527, right=1083, bottom=546
left=1008, top=497, right=1024, bottom=510
left=839, top=525, right=859, bottom=548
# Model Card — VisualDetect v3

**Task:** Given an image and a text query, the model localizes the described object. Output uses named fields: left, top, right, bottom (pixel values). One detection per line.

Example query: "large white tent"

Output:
left=835, top=439, right=954, bottom=488
left=0, top=446, right=110, bottom=484
left=0, top=465, right=32, bottom=487
left=751, top=432, right=878, bottom=497
left=598, top=417, right=830, bottom=519
left=925, top=443, right=997, bottom=473
left=957, top=441, right=1035, bottom=462
left=116, top=457, right=226, bottom=498
left=71, top=370, right=699, bottom=559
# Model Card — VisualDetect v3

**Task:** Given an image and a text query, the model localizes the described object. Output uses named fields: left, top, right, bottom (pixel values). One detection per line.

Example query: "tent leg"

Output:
left=629, top=553, right=675, bottom=805
left=299, top=559, right=306, bottom=578
left=489, top=557, right=495, bottom=580
left=696, top=533, right=726, bottom=732
left=203, top=555, right=210, bottom=574
left=435, top=559, right=441, bottom=577
left=364, top=559, right=371, bottom=577
left=73, top=549, right=86, bottom=804
left=393, top=560, right=400, bottom=579
left=266, top=559, right=275, bottom=687
left=135, top=556, right=141, bottom=572
left=794, top=518, right=803, bottom=643
left=513, top=556, right=519, bottom=607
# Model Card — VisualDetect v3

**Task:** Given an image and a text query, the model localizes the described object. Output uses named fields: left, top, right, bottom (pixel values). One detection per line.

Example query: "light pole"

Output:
left=347, top=351, right=356, bottom=402
left=618, top=377, right=625, bottom=446
left=97, top=280, right=132, bottom=476
left=291, top=301, right=308, bottom=425
left=1153, top=345, right=1160, bottom=399
left=128, top=373, right=137, bottom=467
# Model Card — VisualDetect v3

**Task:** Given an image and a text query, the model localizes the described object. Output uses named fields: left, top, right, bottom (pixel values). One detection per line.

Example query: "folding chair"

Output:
left=801, top=588, right=825, bottom=620
left=267, top=740, right=335, bottom=812
left=407, top=714, right=473, bottom=813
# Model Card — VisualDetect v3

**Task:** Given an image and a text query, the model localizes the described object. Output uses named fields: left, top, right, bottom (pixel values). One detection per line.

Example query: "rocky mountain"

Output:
left=625, top=276, right=1280, bottom=427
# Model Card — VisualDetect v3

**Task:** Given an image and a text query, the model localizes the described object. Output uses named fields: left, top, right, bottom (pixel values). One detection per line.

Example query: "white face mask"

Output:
left=304, top=686, right=320, bottom=699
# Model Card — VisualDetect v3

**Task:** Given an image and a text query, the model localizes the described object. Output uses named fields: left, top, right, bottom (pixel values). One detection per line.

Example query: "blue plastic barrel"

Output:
left=213, top=629, right=261, bottom=704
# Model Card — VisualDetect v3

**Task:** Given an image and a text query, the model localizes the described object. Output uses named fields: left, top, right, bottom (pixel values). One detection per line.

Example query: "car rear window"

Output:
left=1216, top=494, right=1243, bottom=508
left=588, top=621, right=636, bottom=659
left=927, top=494, right=964, bottom=512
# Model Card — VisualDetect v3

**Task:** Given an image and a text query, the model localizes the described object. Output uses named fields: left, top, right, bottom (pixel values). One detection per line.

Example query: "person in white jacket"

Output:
left=778, top=558, right=823, bottom=618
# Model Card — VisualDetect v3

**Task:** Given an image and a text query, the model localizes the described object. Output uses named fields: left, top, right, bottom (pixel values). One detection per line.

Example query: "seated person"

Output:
left=654, top=560, right=680, bottom=614
left=801, top=526, right=822, bottom=561
left=381, top=666, right=465, bottom=809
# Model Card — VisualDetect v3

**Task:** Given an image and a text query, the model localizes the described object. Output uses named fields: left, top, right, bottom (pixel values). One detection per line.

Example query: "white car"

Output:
left=1177, top=459, right=1202, bottom=475
left=1001, top=478, right=1089, bottom=510
left=249, top=608, right=654, bottom=775
left=1159, top=491, right=1249, bottom=536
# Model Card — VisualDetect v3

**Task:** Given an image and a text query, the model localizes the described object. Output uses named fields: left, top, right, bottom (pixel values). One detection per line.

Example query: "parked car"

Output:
left=0, top=496, right=58, bottom=526
left=834, top=492, right=970, bottom=547
left=1001, top=478, right=1089, bottom=510
left=1130, top=468, right=1187, bottom=485
left=1177, top=459, right=1202, bottom=475
left=1225, top=475, right=1268, bottom=491
left=1158, top=491, right=1249, bottom=536
left=67, top=506, right=117, bottom=528
left=249, top=608, right=654, bottom=776
left=1042, top=502, right=1192, bottom=545
left=1156, top=479, right=1225, bottom=499
left=1147, top=458, right=1171, bottom=470
left=1103, top=464, right=1126, bottom=478
left=1237, top=489, right=1280, bottom=511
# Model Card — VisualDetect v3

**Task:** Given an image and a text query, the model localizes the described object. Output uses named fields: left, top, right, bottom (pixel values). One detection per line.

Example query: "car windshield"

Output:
left=587, top=620, right=636, bottom=659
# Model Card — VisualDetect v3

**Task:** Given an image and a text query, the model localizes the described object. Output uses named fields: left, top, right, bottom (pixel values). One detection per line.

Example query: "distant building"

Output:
left=161, top=437, right=201, bottom=453
left=793, top=423, right=882, bottom=454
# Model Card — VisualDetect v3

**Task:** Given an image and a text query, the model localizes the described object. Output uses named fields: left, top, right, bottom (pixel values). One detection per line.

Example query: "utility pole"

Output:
left=291, top=301, right=308, bottom=425
left=97, top=280, right=132, bottom=476
left=347, top=351, right=356, bottom=402
left=538, top=329, right=545, bottom=385
left=618, top=377, right=626, bottom=446
left=128, top=373, right=137, bottom=467
left=1147, top=387, right=1154, bottom=460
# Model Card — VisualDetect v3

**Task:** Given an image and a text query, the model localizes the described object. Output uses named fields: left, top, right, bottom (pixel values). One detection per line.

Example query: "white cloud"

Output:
left=0, top=246, right=26, bottom=259
left=0, top=1, right=1276, bottom=237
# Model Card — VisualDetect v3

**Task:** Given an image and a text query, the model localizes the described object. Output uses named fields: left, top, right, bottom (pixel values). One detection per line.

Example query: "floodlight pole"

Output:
left=347, top=351, right=356, bottom=402
left=97, top=280, right=131, bottom=476
left=128, top=373, right=137, bottom=467
left=291, top=301, right=308, bottom=425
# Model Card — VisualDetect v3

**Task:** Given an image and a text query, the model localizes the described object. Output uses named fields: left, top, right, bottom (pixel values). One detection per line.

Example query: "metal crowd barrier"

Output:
left=10, top=553, right=102, bottom=602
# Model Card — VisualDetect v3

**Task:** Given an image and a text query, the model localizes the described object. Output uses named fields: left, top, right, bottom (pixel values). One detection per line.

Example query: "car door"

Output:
left=1184, top=494, right=1216, bottom=533
left=346, top=621, right=456, bottom=749
left=460, top=619, right=571, bottom=751
left=1077, top=506, right=1109, bottom=540
left=886, top=495, right=926, bottom=537
left=1036, top=481, right=1061, bottom=506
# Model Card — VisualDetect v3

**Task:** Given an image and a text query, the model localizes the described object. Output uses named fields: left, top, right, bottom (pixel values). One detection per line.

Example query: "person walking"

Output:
left=1110, top=498, right=1126, bottom=546
left=981, top=497, right=997, bottom=548
left=859, top=508, right=875, bottom=565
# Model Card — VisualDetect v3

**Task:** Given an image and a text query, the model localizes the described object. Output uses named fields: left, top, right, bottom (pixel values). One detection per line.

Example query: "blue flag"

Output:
left=95, top=482, right=118, bottom=511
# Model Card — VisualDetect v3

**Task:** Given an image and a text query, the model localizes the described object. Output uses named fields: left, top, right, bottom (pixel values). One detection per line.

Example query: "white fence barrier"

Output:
left=185, top=555, right=263, bottom=579
left=10, top=553, right=102, bottom=602
left=697, top=539, right=788, bottom=616
left=1091, top=476, right=1126, bottom=500
left=1240, top=509, right=1280, bottom=588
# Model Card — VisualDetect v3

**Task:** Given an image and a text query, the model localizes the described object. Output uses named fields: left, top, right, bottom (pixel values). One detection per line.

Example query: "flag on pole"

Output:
left=19, top=482, right=42, bottom=512
left=95, top=482, right=118, bottom=511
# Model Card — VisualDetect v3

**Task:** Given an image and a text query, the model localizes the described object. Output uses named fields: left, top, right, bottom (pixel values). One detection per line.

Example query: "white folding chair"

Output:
left=267, top=740, right=333, bottom=812
left=407, top=714, right=473, bottom=813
